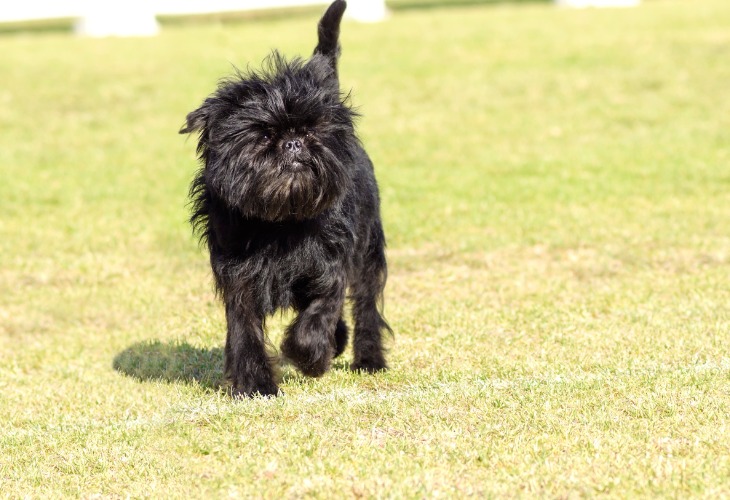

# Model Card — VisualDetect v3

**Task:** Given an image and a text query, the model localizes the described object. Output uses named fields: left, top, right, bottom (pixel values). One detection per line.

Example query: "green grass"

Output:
left=2, top=0, right=730, bottom=496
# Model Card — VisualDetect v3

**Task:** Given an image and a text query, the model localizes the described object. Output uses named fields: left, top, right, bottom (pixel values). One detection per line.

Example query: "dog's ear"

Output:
left=313, top=0, right=346, bottom=74
left=179, top=105, right=208, bottom=135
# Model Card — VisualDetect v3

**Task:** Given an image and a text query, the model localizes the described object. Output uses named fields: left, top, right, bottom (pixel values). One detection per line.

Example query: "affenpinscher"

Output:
left=180, top=0, right=391, bottom=397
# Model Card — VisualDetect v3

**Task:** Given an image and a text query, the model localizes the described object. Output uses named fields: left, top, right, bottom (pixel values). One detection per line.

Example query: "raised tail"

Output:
left=313, top=0, right=347, bottom=68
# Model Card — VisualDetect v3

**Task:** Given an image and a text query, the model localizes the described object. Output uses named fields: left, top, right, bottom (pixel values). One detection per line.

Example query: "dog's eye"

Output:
left=262, top=132, right=271, bottom=142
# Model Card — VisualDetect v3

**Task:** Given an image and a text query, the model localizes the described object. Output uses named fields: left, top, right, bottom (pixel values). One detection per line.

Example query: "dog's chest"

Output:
left=239, top=224, right=350, bottom=312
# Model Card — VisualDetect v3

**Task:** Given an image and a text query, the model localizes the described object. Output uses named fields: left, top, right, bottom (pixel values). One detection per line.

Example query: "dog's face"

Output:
left=182, top=53, right=356, bottom=222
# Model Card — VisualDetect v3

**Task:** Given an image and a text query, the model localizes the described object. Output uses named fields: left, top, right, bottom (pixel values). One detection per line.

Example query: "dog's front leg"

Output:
left=281, top=273, right=345, bottom=377
left=224, top=299, right=279, bottom=397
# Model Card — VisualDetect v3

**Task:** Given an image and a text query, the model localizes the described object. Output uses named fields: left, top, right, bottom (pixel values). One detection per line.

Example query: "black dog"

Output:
left=180, top=0, right=390, bottom=397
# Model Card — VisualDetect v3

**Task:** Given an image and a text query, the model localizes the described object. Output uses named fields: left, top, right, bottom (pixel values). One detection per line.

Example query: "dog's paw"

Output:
left=281, top=334, right=333, bottom=378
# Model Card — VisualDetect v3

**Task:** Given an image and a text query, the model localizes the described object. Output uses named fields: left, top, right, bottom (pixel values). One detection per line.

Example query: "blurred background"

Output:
left=0, top=0, right=640, bottom=35
left=2, top=0, right=729, bottom=496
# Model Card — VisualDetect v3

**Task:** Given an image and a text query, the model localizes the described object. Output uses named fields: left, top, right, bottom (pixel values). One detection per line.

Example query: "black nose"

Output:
left=284, top=139, right=303, bottom=154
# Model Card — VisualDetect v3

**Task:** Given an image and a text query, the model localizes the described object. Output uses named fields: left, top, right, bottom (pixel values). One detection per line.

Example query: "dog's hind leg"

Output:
left=350, top=224, right=390, bottom=373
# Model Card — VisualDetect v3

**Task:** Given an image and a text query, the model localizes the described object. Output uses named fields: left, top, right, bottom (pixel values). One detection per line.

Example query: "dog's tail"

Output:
left=313, top=0, right=346, bottom=69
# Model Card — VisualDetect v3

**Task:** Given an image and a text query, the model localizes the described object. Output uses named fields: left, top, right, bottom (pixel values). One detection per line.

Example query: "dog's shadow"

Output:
left=113, top=340, right=225, bottom=391
left=113, top=340, right=352, bottom=390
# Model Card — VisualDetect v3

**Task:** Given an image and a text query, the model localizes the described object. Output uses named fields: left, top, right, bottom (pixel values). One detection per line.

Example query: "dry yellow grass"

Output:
left=1, top=0, right=730, bottom=496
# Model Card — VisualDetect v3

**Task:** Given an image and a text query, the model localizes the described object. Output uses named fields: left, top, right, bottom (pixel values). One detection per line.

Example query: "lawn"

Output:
left=1, top=0, right=730, bottom=496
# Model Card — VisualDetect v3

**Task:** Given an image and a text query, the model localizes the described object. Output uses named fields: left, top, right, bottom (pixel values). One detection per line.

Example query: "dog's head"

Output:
left=181, top=1, right=355, bottom=222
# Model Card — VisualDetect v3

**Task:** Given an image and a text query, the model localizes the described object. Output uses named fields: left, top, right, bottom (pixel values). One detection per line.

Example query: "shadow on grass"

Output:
left=115, top=339, right=355, bottom=390
left=113, top=340, right=224, bottom=391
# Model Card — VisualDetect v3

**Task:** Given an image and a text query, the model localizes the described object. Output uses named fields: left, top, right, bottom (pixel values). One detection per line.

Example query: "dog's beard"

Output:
left=207, top=140, right=349, bottom=222
left=184, top=50, right=359, bottom=223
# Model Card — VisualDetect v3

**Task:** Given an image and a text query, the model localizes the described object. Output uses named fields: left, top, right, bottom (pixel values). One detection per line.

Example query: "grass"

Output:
left=1, top=0, right=730, bottom=496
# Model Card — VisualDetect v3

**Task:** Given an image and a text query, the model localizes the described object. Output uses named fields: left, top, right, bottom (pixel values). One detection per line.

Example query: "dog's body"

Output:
left=181, top=0, right=390, bottom=397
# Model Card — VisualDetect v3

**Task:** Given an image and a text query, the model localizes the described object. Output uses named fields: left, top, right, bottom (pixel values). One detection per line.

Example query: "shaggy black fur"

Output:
left=180, top=0, right=391, bottom=397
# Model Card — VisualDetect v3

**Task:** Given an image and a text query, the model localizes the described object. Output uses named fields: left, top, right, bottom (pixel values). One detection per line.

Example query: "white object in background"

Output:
left=74, top=2, right=159, bottom=37
left=555, top=0, right=640, bottom=7
left=346, top=0, right=387, bottom=22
